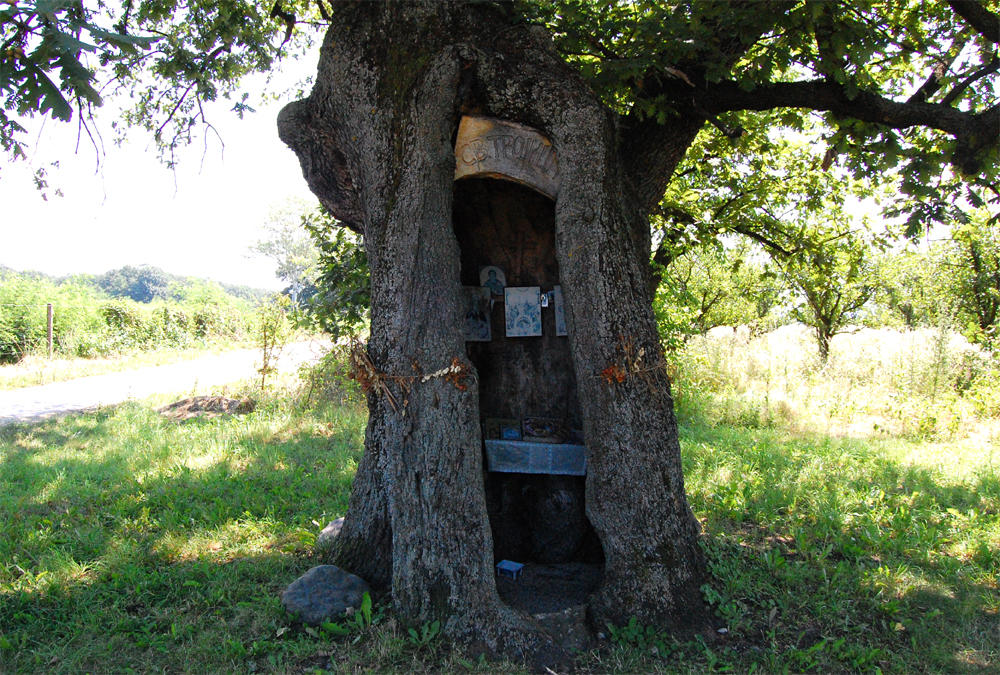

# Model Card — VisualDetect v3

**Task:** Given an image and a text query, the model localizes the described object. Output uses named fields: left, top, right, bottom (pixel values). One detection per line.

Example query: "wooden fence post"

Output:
left=47, top=303, right=53, bottom=359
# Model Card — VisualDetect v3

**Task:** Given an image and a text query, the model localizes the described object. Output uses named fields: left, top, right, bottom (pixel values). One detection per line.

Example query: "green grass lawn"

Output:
left=1, top=385, right=997, bottom=672
left=683, top=424, right=999, bottom=673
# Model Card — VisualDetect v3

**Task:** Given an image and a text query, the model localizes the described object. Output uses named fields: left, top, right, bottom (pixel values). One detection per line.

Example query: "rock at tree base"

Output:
left=281, top=565, right=370, bottom=626
left=315, top=517, right=345, bottom=553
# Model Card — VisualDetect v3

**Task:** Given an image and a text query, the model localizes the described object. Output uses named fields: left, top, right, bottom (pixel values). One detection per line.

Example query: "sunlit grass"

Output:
left=0, top=386, right=370, bottom=673
left=659, top=324, right=1000, bottom=672
left=1, top=334, right=997, bottom=672
left=673, top=324, right=1000, bottom=441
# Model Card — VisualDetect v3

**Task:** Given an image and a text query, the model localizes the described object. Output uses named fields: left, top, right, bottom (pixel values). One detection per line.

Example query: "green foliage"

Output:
left=252, top=201, right=321, bottom=303
left=2, top=0, right=320, bottom=165
left=654, top=241, right=782, bottom=348
left=654, top=116, right=872, bottom=264
left=1, top=0, right=144, bottom=156
left=100, top=298, right=145, bottom=330
left=317, top=591, right=382, bottom=639
left=96, top=265, right=171, bottom=303
left=406, top=620, right=440, bottom=648
left=96, top=299, right=149, bottom=352
left=149, top=305, right=191, bottom=345
left=0, top=268, right=257, bottom=362
left=870, top=217, right=1000, bottom=351
left=871, top=244, right=953, bottom=330
left=607, top=617, right=671, bottom=656
left=0, top=273, right=52, bottom=363
left=779, top=228, right=880, bottom=361
left=298, top=208, right=370, bottom=338
left=171, top=279, right=252, bottom=339
left=525, top=0, right=999, bottom=233
left=0, top=271, right=103, bottom=363
left=950, top=210, right=1000, bottom=347
left=248, top=204, right=370, bottom=338
left=255, top=294, right=292, bottom=390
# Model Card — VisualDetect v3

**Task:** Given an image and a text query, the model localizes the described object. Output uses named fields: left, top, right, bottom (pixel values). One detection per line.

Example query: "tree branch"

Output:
left=907, top=39, right=968, bottom=104
left=648, top=200, right=798, bottom=276
left=620, top=1, right=795, bottom=214
left=730, top=224, right=796, bottom=257
left=942, top=53, right=1000, bottom=105
left=698, top=78, right=999, bottom=172
left=703, top=79, right=982, bottom=133
left=946, top=0, right=1000, bottom=45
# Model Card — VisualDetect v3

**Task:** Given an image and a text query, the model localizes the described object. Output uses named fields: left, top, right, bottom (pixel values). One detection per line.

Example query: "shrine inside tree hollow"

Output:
left=451, top=116, right=605, bottom=612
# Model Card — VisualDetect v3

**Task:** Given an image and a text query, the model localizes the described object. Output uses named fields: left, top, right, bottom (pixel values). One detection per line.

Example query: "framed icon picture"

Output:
left=479, top=266, right=506, bottom=297
left=462, top=286, right=492, bottom=342
left=504, top=286, right=542, bottom=337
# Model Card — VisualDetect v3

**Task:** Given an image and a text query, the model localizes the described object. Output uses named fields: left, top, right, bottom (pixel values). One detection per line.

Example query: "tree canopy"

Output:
left=522, top=0, right=998, bottom=253
left=1, top=0, right=316, bottom=168
left=4, top=0, right=997, bottom=242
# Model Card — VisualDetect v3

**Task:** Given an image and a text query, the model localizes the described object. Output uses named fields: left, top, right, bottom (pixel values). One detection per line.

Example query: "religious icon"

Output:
left=479, top=266, right=507, bottom=297
left=522, top=417, right=568, bottom=443
left=484, top=418, right=522, bottom=440
left=462, top=286, right=492, bottom=341
left=504, top=286, right=542, bottom=337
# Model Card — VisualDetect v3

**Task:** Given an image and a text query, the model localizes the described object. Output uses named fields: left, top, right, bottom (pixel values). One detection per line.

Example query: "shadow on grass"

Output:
left=3, top=401, right=996, bottom=672
left=682, top=421, right=999, bottom=673
left=0, top=402, right=367, bottom=672
left=0, top=549, right=316, bottom=673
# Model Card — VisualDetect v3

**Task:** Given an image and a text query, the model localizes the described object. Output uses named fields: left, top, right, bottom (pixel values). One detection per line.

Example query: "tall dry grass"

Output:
left=671, top=323, right=1000, bottom=441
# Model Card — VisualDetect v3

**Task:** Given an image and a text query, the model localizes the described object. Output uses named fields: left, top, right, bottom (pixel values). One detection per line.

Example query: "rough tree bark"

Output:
left=278, top=1, right=709, bottom=664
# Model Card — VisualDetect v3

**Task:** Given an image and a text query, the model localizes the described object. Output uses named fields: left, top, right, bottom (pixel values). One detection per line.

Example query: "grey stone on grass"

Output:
left=281, top=565, right=370, bottom=626
left=315, top=517, right=345, bottom=553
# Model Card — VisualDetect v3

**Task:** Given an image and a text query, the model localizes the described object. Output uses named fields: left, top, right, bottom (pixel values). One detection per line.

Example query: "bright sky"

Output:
left=0, top=66, right=319, bottom=291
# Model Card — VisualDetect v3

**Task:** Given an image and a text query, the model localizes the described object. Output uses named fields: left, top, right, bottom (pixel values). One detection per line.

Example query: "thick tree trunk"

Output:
left=278, top=0, right=710, bottom=663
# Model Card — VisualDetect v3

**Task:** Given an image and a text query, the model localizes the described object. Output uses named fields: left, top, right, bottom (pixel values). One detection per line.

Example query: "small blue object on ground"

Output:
left=496, top=560, right=525, bottom=580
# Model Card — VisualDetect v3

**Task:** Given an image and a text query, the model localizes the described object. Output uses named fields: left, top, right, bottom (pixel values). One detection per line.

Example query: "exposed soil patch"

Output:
left=495, top=562, right=602, bottom=615
left=158, top=395, right=255, bottom=421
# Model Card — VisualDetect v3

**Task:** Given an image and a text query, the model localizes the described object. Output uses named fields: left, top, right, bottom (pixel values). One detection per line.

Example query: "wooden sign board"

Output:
left=454, top=116, right=560, bottom=199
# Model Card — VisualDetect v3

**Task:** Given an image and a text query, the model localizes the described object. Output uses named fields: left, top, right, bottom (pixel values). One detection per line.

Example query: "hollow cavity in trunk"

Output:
left=453, top=178, right=604, bottom=614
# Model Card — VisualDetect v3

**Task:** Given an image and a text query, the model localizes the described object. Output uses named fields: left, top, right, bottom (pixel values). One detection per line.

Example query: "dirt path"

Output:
left=0, top=340, right=329, bottom=426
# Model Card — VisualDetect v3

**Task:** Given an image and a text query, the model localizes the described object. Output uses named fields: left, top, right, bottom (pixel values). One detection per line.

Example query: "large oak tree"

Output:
left=5, top=0, right=998, bottom=666
left=272, top=0, right=999, bottom=665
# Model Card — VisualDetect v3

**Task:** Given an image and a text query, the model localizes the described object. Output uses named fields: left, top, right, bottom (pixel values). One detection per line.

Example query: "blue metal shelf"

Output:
left=485, top=440, right=586, bottom=476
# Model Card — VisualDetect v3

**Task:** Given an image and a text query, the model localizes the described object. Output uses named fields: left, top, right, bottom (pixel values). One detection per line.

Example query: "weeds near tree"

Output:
left=256, top=295, right=292, bottom=390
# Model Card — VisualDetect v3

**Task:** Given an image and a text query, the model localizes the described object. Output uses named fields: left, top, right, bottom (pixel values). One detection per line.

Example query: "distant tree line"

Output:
left=655, top=208, right=1000, bottom=359
left=0, top=265, right=271, bottom=363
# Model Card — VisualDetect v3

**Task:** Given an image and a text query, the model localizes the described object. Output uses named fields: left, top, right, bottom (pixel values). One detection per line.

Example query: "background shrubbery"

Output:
left=0, top=267, right=266, bottom=363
